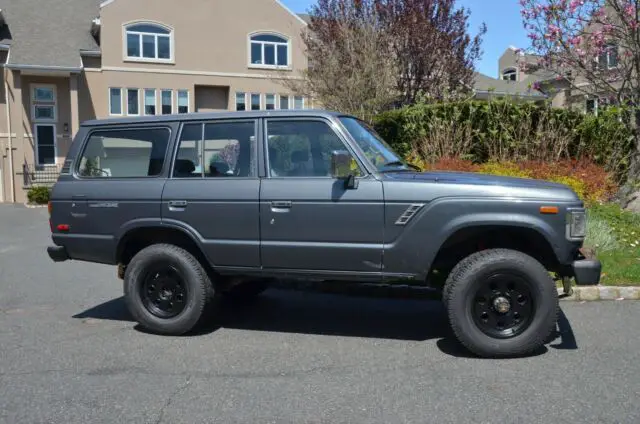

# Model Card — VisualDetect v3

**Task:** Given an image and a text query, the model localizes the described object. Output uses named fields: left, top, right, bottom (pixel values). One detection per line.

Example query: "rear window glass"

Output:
left=77, top=127, right=170, bottom=178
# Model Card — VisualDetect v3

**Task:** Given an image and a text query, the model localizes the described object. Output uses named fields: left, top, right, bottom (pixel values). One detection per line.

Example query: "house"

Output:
left=0, top=0, right=309, bottom=203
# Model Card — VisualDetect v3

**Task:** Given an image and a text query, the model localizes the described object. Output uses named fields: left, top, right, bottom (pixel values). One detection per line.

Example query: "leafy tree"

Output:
left=520, top=0, right=640, bottom=186
left=284, top=0, right=486, bottom=121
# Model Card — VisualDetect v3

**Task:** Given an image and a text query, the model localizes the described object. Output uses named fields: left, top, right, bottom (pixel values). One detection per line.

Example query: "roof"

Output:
left=81, top=109, right=344, bottom=127
left=1, top=0, right=99, bottom=68
left=472, top=72, right=547, bottom=99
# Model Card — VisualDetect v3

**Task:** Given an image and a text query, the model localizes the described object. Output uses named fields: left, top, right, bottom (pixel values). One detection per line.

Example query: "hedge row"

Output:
left=373, top=99, right=635, bottom=182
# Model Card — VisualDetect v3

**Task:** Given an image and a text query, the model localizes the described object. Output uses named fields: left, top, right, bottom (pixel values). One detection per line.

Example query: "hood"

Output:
left=383, top=170, right=580, bottom=201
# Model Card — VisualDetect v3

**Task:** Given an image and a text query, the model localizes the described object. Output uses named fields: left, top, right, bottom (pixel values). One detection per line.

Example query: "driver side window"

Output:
left=266, top=119, right=362, bottom=178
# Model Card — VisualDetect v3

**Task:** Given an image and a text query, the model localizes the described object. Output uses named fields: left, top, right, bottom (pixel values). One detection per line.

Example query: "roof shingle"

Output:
left=2, top=0, right=99, bottom=68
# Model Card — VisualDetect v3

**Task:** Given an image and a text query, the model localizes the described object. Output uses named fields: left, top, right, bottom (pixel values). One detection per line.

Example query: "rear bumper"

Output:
left=47, top=245, right=70, bottom=262
left=572, top=258, right=601, bottom=286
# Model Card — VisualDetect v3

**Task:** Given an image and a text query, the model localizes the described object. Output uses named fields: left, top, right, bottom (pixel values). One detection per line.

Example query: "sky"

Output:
left=280, top=0, right=529, bottom=78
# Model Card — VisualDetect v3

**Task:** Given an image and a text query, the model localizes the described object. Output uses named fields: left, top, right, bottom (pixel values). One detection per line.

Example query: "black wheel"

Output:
left=124, top=244, right=211, bottom=335
left=443, top=248, right=558, bottom=358
left=221, top=279, right=270, bottom=301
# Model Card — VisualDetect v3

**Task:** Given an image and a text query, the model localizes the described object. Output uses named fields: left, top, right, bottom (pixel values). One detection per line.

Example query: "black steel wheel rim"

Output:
left=140, top=264, right=188, bottom=319
left=470, top=272, right=535, bottom=339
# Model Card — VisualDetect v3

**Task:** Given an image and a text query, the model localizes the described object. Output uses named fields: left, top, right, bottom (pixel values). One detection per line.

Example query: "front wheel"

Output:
left=123, top=244, right=211, bottom=335
left=443, top=249, right=558, bottom=358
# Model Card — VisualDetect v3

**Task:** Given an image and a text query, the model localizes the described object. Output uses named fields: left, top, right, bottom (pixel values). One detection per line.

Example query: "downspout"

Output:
left=4, top=67, right=15, bottom=202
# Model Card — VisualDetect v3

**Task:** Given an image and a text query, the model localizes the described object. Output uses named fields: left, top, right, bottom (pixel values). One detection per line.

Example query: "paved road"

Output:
left=1, top=204, right=639, bottom=423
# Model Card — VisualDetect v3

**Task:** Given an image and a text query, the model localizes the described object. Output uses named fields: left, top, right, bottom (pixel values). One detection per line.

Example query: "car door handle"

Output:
left=168, top=200, right=188, bottom=210
left=271, top=201, right=292, bottom=212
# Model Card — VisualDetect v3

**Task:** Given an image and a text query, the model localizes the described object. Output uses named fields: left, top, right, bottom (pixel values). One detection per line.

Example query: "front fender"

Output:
left=383, top=197, right=575, bottom=278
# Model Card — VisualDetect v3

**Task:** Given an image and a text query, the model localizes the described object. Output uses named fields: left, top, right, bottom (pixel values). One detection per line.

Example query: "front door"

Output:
left=260, top=118, right=384, bottom=274
left=35, top=124, right=56, bottom=166
left=162, top=119, right=261, bottom=268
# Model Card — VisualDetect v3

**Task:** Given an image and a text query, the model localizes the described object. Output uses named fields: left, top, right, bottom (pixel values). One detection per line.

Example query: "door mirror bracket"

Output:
left=331, top=150, right=359, bottom=190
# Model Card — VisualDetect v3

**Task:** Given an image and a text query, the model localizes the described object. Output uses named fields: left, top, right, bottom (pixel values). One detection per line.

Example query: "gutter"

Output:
left=4, top=66, right=14, bottom=202
left=79, top=50, right=101, bottom=57
left=0, top=44, right=10, bottom=50
left=473, top=89, right=547, bottom=99
left=5, top=63, right=83, bottom=72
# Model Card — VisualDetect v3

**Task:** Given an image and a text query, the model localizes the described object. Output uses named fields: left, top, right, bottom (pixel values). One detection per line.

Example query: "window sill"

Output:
left=123, top=58, right=175, bottom=65
left=247, top=64, right=292, bottom=71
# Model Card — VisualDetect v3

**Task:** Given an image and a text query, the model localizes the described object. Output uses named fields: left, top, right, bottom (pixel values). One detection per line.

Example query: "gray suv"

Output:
left=46, top=110, right=600, bottom=358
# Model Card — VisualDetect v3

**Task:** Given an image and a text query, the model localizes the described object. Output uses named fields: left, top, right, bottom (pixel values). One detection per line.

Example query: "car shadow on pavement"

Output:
left=72, top=288, right=577, bottom=357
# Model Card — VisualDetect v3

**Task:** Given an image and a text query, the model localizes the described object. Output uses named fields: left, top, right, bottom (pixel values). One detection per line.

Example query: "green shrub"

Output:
left=373, top=98, right=634, bottom=183
left=27, top=186, right=51, bottom=204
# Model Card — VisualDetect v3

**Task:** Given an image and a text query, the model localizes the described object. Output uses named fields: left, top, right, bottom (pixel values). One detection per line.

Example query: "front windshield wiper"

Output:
left=381, top=161, right=422, bottom=172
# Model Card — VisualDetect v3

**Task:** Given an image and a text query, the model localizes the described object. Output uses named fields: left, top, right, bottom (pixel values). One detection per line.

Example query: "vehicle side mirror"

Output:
left=331, top=150, right=359, bottom=190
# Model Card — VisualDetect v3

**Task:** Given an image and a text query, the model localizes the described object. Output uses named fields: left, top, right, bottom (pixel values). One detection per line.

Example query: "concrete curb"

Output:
left=271, top=280, right=640, bottom=301
left=558, top=286, right=640, bottom=301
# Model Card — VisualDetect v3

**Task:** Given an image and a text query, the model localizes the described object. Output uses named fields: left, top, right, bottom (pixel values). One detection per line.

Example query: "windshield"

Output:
left=338, top=116, right=408, bottom=171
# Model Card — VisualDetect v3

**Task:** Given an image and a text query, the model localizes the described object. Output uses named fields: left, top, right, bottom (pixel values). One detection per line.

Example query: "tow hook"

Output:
left=562, top=276, right=574, bottom=296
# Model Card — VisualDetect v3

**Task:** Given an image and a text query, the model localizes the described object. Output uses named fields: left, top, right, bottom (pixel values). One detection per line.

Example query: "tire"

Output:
left=443, top=248, right=558, bottom=358
left=123, top=244, right=211, bottom=335
left=221, top=279, right=270, bottom=301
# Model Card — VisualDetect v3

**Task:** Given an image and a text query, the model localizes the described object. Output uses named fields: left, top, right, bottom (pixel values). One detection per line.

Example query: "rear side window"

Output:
left=77, top=127, right=170, bottom=178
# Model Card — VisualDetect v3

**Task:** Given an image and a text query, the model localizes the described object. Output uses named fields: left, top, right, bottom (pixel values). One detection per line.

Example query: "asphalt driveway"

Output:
left=0, top=204, right=639, bottom=423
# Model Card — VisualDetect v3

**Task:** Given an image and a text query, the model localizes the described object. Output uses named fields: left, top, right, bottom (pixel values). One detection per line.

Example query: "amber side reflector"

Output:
left=540, top=206, right=559, bottom=214
left=48, top=201, right=53, bottom=216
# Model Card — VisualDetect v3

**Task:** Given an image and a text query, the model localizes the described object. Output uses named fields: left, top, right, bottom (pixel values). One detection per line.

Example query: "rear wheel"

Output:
left=443, top=248, right=558, bottom=358
left=124, top=244, right=211, bottom=335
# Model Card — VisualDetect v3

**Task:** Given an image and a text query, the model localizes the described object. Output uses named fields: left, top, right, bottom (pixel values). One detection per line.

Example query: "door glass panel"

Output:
left=266, top=120, right=361, bottom=177
left=203, top=121, right=256, bottom=178
left=36, top=125, right=56, bottom=165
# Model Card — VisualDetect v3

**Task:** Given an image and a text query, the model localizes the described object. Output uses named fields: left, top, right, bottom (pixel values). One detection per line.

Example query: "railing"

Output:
left=22, top=163, right=62, bottom=187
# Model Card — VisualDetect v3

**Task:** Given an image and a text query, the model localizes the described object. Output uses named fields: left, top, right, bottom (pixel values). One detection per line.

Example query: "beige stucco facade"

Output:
left=0, top=0, right=309, bottom=203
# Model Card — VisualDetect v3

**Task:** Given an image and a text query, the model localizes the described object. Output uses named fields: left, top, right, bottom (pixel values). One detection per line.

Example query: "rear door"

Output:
left=161, top=119, right=261, bottom=268
left=51, top=124, right=174, bottom=264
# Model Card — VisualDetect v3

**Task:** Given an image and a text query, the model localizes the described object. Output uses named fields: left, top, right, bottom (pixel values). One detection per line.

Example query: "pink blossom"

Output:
left=625, top=3, right=635, bottom=17
left=569, top=0, right=583, bottom=14
left=569, top=35, right=582, bottom=46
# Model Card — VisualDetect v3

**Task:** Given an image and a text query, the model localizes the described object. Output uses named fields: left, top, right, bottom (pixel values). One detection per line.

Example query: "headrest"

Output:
left=175, top=159, right=195, bottom=174
left=210, top=161, right=230, bottom=174
left=291, top=150, right=309, bottom=163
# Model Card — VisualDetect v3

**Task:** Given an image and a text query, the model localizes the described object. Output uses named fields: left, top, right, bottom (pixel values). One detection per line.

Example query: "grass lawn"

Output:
left=585, top=203, right=640, bottom=285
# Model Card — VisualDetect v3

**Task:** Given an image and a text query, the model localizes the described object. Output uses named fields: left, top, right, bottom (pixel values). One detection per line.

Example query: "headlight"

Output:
left=566, top=210, right=587, bottom=239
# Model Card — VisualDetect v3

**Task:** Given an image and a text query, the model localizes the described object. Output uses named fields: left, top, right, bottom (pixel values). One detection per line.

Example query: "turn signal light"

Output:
left=539, top=206, right=559, bottom=215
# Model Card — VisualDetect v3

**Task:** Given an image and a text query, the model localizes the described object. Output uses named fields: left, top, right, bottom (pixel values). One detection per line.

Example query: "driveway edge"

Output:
left=558, top=286, right=640, bottom=301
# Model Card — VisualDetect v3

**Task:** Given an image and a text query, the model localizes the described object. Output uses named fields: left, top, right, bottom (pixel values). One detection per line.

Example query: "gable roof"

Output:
left=2, top=0, right=99, bottom=68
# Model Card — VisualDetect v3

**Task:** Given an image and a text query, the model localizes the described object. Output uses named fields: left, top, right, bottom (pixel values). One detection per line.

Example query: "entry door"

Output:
left=162, top=119, right=261, bottom=268
left=260, top=118, right=384, bottom=273
left=35, top=124, right=56, bottom=166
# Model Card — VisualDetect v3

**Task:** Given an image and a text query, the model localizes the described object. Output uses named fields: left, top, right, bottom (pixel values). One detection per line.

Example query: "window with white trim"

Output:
left=125, top=23, right=172, bottom=61
left=161, top=90, right=173, bottom=114
left=279, top=95, right=290, bottom=110
left=127, top=88, right=140, bottom=115
left=32, top=86, right=56, bottom=121
left=265, top=94, right=276, bottom=110
left=249, top=33, right=289, bottom=68
left=144, top=89, right=156, bottom=115
left=110, top=88, right=123, bottom=115
left=236, top=92, right=246, bottom=111
left=294, top=96, right=304, bottom=109
left=177, top=90, right=189, bottom=114
left=502, top=68, right=517, bottom=81
left=250, top=93, right=261, bottom=111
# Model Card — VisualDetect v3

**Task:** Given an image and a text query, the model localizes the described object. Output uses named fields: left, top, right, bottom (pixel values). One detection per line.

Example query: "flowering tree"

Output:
left=520, top=0, right=640, bottom=181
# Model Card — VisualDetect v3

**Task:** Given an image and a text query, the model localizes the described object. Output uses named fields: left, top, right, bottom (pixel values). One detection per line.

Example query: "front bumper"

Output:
left=572, top=258, right=601, bottom=286
left=47, top=245, right=70, bottom=262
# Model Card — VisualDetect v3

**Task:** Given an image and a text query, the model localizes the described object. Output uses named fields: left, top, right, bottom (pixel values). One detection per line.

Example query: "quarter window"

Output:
left=78, top=128, right=170, bottom=178
left=173, top=121, right=256, bottom=178
left=266, top=120, right=361, bottom=178
left=125, top=23, right=172, bottom=61
left=110, top=88, right=122, bottom=115
left=127, top=88, right=139, bottom=115
left=161, top=90, right=172, bottom=114
left=144, top=89, right=156, bottom=115
left=177, top=90, right=189, bottom=114
left=236, top=92, right=246, bottom=111
left=249, top=33, right=289, bottom=68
